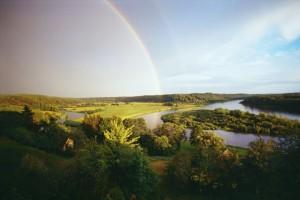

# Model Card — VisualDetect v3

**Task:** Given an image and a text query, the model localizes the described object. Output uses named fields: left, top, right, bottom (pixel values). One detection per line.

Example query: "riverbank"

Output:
left=163, top=109, right=300, bottom=136
left=241, top=93, right=300, bottom=115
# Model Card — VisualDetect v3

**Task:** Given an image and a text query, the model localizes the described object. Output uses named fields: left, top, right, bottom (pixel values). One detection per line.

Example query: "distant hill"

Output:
left=0, top=94, right=81, bottom=108
left=1, top=92, right=286, bottom=107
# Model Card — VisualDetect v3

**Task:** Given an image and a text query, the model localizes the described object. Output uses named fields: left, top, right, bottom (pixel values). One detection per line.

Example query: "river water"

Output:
left=63, top=100, right=298, bottom=148
left=203, top=100, right=300, bottom=121
left=64, top=111, right=85, bottom=120
left=141, top=100, right=298, bottom=148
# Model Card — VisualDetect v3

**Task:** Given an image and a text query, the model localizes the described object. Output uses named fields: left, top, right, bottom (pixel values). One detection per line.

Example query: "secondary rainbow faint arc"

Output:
left=103, top=0, right=162, bottom=94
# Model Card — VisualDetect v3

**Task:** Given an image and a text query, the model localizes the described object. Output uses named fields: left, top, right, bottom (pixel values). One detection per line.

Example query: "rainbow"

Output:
left=103, top=0, right=162, bottom=94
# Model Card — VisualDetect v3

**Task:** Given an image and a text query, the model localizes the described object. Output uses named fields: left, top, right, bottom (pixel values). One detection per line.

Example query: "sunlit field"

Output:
left=64, top=102, right=198, bottom=120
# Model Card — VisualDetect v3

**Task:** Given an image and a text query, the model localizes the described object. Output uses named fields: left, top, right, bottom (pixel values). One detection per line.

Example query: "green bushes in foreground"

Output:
left=2, top=108, right=300, bottom=200
left=165, top=131, right=300, bottom=200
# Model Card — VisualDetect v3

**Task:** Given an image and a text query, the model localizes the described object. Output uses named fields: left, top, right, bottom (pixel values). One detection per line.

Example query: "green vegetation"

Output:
left=241, top=93, right=300, bottom=114
left=163, top=108, right=300, bottom=135
left=163, top=131, right=300, bottom=200
left=1, top=94, right=300, bottom=199
left=104, top=119, right=140, bottom=147
left=85, top=93, right=248, bottom=104
left=0, top=93, right=247, bottom=113
left=65, top=102, right=198, bottom=120
left=65, top=103, right=190, bottom=118
left=0, top=137, right=69, bottom=200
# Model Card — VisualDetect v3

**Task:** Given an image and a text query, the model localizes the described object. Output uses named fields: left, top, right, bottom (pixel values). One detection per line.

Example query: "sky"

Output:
left=0, top=0, right=299, bottom=97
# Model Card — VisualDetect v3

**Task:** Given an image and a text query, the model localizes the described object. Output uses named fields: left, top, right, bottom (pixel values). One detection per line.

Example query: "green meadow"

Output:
left=64, top=102, right=199, bottom=120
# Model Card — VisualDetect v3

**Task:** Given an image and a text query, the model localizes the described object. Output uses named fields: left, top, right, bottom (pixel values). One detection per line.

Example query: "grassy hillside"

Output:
left=0, top=137, right=68, bottom=168
left=0, top=94, right=80, bottom=106
left=0, top=137, right=70, bottom=199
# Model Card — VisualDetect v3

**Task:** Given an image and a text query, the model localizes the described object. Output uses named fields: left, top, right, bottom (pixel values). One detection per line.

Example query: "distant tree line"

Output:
left=84, top=93, right=249, bottom=104
left=241, top=93, right=300, bottom=114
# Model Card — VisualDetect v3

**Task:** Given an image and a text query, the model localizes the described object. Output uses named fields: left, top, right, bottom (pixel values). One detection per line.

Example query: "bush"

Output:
left=64, top=143, right=158, bottom=200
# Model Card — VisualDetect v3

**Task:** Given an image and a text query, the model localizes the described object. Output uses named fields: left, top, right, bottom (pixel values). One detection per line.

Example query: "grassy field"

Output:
left=0, top=104, right=24, bottom=112
left=228, top=145, right=248, bottom=157
left=64, top=102, right=199, bottom=120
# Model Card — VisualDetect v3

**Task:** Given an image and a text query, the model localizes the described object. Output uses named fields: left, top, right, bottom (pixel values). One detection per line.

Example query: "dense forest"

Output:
left=241, top=93, right=300, bottom=114
left=1, top=105, right=300, bottom=200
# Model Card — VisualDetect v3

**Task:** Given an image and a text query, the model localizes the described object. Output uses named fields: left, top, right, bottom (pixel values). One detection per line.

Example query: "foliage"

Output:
left=242, top=93, right=300, bottom=114
left=153, top=122, right=185, bottom=151
left=82, top=113, right=105, bottom=141
left=22, top=105, right=34, bottom=128
left=0, top=111, right=74, bottom=155
left=153, top=135, right=172, bottom=154
left=85, top=93, right=248, bottom=104
left=245, top=138, right=276, bottom=170
left=123, top=118, right=149, bottom=137
left=64, top=144, right=158, bottom=200
left=166, top=132, right=241, bottom=195
left=0, top=94, right=81, bottom=108
left=104, top=119, right=140, bottom=148
left=163, top=109, right=300, bottom=136
left=139, top=122, right=186, bottom=156
left=0, top=137, right=68, bottom=200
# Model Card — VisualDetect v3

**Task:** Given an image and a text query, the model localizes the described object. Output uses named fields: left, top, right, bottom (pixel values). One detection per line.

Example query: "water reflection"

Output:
left=141, top=100, right=297, bottom=148
left=214, top=130, right=279, bottom=148
left=142, top=100, right=300, bottom=130
left=64, top=111, right=85, bottom=120
left=184, top=129, right=279, bottom=148
left=142, top=110, right=176, bottom=129
left=202, top=100, right=300, bottom=121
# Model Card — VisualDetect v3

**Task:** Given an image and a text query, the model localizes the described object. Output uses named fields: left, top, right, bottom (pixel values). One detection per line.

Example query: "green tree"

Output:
left=153, top=122, right=185, bottom=151
left=22, top=105, right=34, bottom=128
left=246, top=138, right=276, bottom=170
left=123, top=118, right=149, bottom=137
left=65, top=144, right=158, bottom=200
left=154, top=135, right=172, bottom=155
left=82, top=114, right=104, bottom=141
left=104, top=119, right=139, bottom=148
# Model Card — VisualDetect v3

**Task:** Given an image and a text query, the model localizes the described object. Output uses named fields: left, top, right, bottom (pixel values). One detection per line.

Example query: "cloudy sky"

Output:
left=0, top=0, right=299, bottom=97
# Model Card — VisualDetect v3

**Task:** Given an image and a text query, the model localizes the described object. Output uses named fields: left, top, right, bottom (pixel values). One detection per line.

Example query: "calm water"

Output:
left=64, top=111, right=85, bottom=120
left=63, top=100, right=298, bottom=148
left=142, top=100, right=300, bottom=130
left=202, top=100, right=300, bottom=121
left=142, top=100, right=299, bottom=148
left=142, top=110, right=177, bottom=129
left=214, top=130, right=279, bottom=148
left=184, top=129, right=279, bottom=148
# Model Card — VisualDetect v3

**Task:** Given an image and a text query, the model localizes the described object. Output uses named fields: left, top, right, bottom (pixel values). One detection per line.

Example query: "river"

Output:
left=141, top=100, right=298, bottom=148
left=64, top=111, right=85, bottom=120
left=203, top=99, right=300, bottom=121
left=63, top=100, right=298, bottom=148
